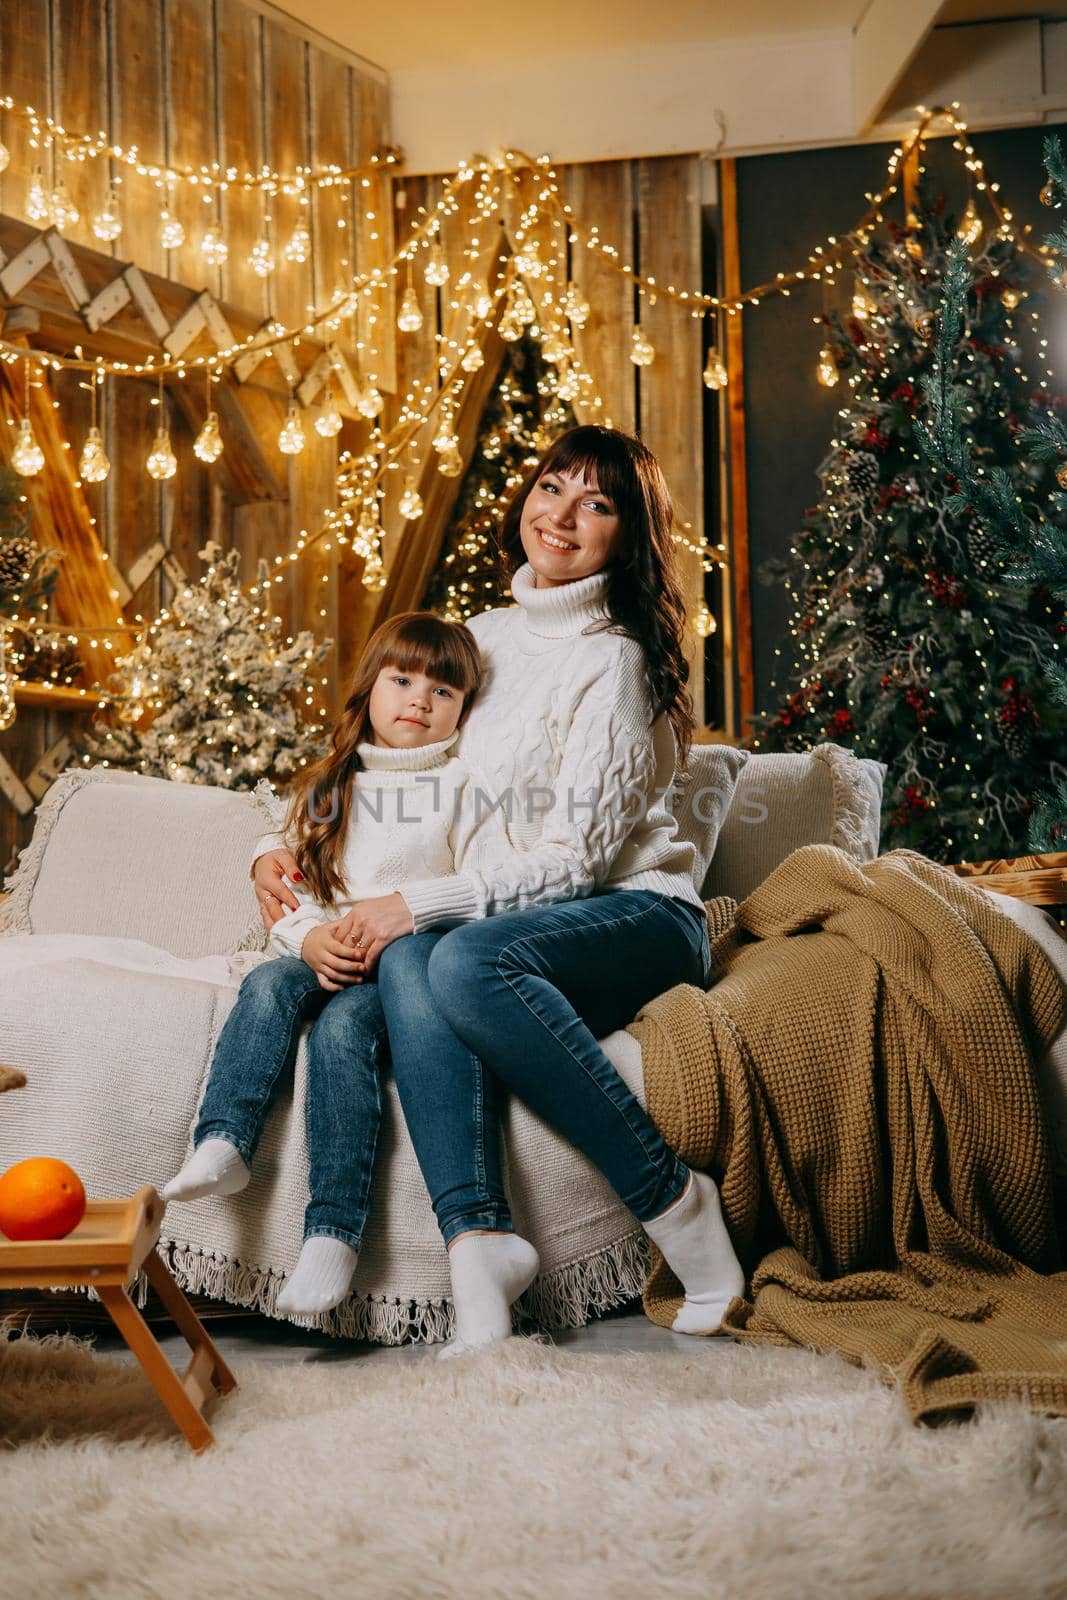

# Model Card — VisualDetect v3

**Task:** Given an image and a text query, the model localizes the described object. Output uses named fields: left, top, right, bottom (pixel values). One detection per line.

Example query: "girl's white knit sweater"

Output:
left=396, top=563, right=703, bottom=931
left=264, top=734, right=511, bottom=959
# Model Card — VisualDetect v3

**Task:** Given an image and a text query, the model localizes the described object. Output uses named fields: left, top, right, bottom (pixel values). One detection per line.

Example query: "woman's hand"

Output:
left=332, top=893, right=414, bottom=973
left=253, top=849, right=302, bottom=930
left=301, top=923, right=366, bottom=992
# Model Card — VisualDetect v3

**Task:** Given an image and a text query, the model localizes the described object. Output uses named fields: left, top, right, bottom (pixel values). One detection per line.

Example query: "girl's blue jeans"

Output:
left=376, top=889, right=710, bottom=1246
left=194, top=957, right=386, bottom=1251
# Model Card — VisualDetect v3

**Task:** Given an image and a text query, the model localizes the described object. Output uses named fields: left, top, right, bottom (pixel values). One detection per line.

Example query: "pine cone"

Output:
left=845, top=451, right=880, bottom=498
left=966, top=519, right=1001, bottom=568
left=13, top=629, right=82, bottom=684
left=0, top=536, right=35, bottom=592
left=999, top=715, right=1034, bottom=760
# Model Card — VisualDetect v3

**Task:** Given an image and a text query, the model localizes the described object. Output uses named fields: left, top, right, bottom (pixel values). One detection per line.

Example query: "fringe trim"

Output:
left=811, top=744, right=883, bottom=862
left=520, top=1229, right=649, bottom=1330
left=0, top=768, right=92, bottom=933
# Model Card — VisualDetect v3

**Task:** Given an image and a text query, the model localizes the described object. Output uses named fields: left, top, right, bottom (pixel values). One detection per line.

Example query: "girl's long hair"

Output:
left=286, top=612, right=483, bottom=906
left=498, top=426, right=694, bottom=764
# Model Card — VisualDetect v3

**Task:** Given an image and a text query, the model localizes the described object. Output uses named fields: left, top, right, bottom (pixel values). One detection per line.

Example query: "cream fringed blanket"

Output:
left=627, top=845, right=1067, bottom=1423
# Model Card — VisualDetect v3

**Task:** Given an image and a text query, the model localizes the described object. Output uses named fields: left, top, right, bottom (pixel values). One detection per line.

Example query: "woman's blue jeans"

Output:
left=194, top=957, right=386, bottom=1251
left=376, top=889, right=709, bottom=1245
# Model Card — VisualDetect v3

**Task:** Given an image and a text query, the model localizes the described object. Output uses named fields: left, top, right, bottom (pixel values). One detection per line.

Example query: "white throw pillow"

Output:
left=671, top=745, right=750, bottom=896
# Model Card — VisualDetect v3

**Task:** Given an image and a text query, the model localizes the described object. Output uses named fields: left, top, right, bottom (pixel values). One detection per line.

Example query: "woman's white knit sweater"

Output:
left=264, top=734, right=511, bottom=959
left=396, top=563, right=703, bottom=932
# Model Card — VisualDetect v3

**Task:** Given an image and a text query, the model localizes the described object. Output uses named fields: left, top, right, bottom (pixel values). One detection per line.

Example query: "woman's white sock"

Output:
left=277, top=1237, right=360, bottom=1316
left=440, top=1233, right=540, bottom=1358
left=162, top=1138, right=250, bottom=1202
left=643, top=1171, right=745, bottom=1335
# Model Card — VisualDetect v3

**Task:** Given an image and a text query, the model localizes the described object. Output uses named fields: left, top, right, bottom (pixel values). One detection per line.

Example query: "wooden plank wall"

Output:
left=0, top=0, right=388, bottom=876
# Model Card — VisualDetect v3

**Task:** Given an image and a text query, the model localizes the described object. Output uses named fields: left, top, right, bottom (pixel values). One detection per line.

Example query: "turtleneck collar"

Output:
left=510, top=561, right=612, bottom=639
left=356, top=731, right=458, bottom=772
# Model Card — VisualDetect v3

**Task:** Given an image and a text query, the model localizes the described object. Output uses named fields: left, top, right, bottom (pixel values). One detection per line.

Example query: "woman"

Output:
left=254, top=426, right=744, bottom=1353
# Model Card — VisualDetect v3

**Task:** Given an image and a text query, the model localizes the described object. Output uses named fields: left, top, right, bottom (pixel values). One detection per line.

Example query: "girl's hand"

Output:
left=333, top=893, right=414, bottom=973
left=301, top=923, right=366, bottom=992
left=253, top=849, right=302, bottom=930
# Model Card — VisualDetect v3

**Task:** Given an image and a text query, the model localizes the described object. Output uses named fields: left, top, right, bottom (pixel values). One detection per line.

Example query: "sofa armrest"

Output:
left=951, top=851, right=1067, bottom=907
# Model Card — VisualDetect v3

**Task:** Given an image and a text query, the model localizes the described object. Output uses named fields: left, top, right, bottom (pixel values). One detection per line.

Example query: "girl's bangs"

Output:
left=384, top=634, right=478, bottom=692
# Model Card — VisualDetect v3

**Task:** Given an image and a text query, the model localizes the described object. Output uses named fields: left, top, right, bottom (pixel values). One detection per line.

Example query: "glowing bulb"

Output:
left=556, top=366, right=580, bottom=402
left=12, top=419, right=45, bottom=477
left=498, top=311, right=523, bottom=342
left=284, top=223, right=311, bottom=264
left=49, top=178, right=79, bottom=232
left=816, top=345, right=839, bottom=388
left=26, top=165, right=49, bottom=222
left=540, top=330, right=570, bottom=364
left=513, top=286, right=536, bottom=325
left=702, top=350, right=728, bottom=390
left=89, top=187, right=122, bottom=243
left=438, top=444, right=463, bottom=477
left=564, top=282, right=590, bottom=327
left=249, top=235, right=275, bottom=277
left=356, top=383, right=384, bottom=420
left=193, top=411, right=224, bottom=463
left=433, top=416, right=457, bottom=453
left=694, top=604, right=718, bottom=639
left=630, top=326, right=655, bottom=367
left=314, top=391, right=343, bottom=437
left=399, top=477, right=424, bottom=519
left=468, top=279, right=493, bottom=319
left=513, top=240, right=542, bottom=277
left=956, top=198, right=982, bottom=248
left=0, top=668, right=15, bottom=732
left=361, top=547, right=386, bottom=591
left=424, top=244, right=449, bottom=287
left=460, top=344, right=484, bottom=372
left=146, top=427, right=177, bottom=481
left=851, top=282, right=878, bottom=320
left=0, top=141, right=9, bottom=176
left=397, top=286, right=423, bottom=332
left=278, top=402, right=305, bottom=455
left=79, top=426, right=111, bottom=483
left=200, top=224, right=229, bottom=266
left=160, top=210, right=186, bottom=250
left=1001, top=286, right=1022, bottom=310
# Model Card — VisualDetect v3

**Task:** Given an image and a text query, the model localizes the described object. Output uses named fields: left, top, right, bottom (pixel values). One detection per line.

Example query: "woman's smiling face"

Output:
left=518, top=466, right=623, bottom=587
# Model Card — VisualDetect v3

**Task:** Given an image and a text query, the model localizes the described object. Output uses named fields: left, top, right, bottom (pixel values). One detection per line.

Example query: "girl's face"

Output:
left=519, top=466, right=623, bottom=588
left=367, top=664, right=465, bottom=749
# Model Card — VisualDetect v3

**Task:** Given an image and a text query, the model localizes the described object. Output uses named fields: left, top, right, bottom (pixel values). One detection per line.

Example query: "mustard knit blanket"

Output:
left=628, top=845, right=1067, bottom=1423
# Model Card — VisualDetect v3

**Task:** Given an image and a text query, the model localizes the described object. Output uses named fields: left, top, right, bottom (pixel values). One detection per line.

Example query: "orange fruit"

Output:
left=0, top=1157, right=87, bottom=1241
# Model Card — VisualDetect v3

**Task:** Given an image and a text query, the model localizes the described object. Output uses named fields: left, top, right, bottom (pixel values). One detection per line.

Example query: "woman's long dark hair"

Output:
left=285, top=612, right=483, bottom=906
left=498, top=426, right=694, bottom=764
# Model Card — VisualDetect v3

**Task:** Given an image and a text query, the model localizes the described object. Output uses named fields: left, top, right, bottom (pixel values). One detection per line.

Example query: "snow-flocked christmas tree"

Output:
left=83, top=543, right=330, bottom=789
left=751, top=193, right=1067, bottom=861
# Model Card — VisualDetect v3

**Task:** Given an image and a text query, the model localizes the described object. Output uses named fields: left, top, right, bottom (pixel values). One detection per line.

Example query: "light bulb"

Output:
left=0, top=141, right=9, bottom=176
left=0, top=668, right=15, bottom=732
left=361, top=547, right=386, bottom=591
left=498, top=311, right=523, bottom=342
left=540, top=330, right=570, bottom=364
left=146, top=427, right=177, bottom=480
left=957, top=198, right=982, bottom=248
left=397, top=286, right=423, bottom=332
left=249, top=235, right=275, bottom=277
left=438, top=444, right=463, bottom=477
left=816, top=345, right=839, bottom=388
left=284, top=223, right=311, bottom=264
left=851, top=282, right=878, bottom=320
left=1001, top=286, right=1022, bottom=310
left=160, top=210, right=186, bottom=250
left=314, top=392, right=343, bottom=437
left=356, top=383, right=383, bottom=419
left=79, top=426, right=111, bottom=483
left=460, top=344, right=484, bottom=373
left=48, top=178, right=79, bottom=232
left=432, top=416, right=457, bottom=453
left=513, top=286, right=536, bottom=325
left=424, top=244, right=449, bottom=287
left=91, top=188, right=122, bottom=242
left=26, top=165, right=49, bottom=222
left=702, top=350, right=728, bottom=390
left=630, top=327, right=655, bottom=367
left=278, top=402, right=305, bottom=455
left=469, top=279, right=493, bottom=319
left=12, top=419, right=45, bottom=477
left=193, top=411, right=224, bottom=462
left=399, top=477, right=424, bottom=519
left=694, top=604, right=718, bottom=639
left=201, top=224, right=229, bottom=266
left=564, top=282, right=590, bottom=327
left=556, top=366, right=580, bottom=402
left=513, top=240, right=542, bottom=277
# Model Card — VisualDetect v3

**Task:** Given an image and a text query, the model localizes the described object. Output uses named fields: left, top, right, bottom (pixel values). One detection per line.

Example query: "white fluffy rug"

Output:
left=3, top=1318, right=1067, bottom=1600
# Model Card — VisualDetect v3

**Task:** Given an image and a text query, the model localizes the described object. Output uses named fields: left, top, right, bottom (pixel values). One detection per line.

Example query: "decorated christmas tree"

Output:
left=83, top=543, right=330, bottom=790
left=0, top=464, right=59, bottom=618
left=751, top=194, right=1066, bottom=861
left=421, top=332, right=574, bottom=621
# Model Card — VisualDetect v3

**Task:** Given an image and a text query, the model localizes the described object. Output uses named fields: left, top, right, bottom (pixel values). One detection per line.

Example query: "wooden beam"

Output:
left=719, top=159, right=754, bottom=736
left=853, top=0, right=945, bottom=136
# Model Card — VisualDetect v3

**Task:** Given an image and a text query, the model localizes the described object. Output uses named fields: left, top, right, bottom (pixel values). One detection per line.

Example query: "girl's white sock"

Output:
left=277, top=1237, right=359, bottom=1316
left=162, top=1138, right=250, bottom=1202
left=643, top=1171, right=745, bottom=1335
left=440, top=1233, right=540, bottom=1358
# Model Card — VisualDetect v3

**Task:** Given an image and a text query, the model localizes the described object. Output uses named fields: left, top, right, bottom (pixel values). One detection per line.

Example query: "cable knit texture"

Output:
left=628, top=844, right=1067, bottom=1425
left=397, top=564, right=702, bottom=933
left=261, top=735, right=512, bottom=959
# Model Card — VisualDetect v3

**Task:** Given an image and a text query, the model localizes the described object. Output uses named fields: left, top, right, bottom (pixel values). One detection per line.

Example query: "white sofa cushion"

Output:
left=0, top=768, right=272, bottom=959
left=670, top=745, right=749, bottom=899
left=703, top=744, right=886, bottom=903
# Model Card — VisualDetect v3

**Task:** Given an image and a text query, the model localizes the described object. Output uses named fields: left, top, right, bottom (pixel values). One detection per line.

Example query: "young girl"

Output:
left=163, top=611, right=504, bottom=1318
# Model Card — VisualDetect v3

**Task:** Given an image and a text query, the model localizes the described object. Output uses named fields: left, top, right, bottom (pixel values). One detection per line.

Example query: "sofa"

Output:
left=0, top=744, right=888, bottom=1343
